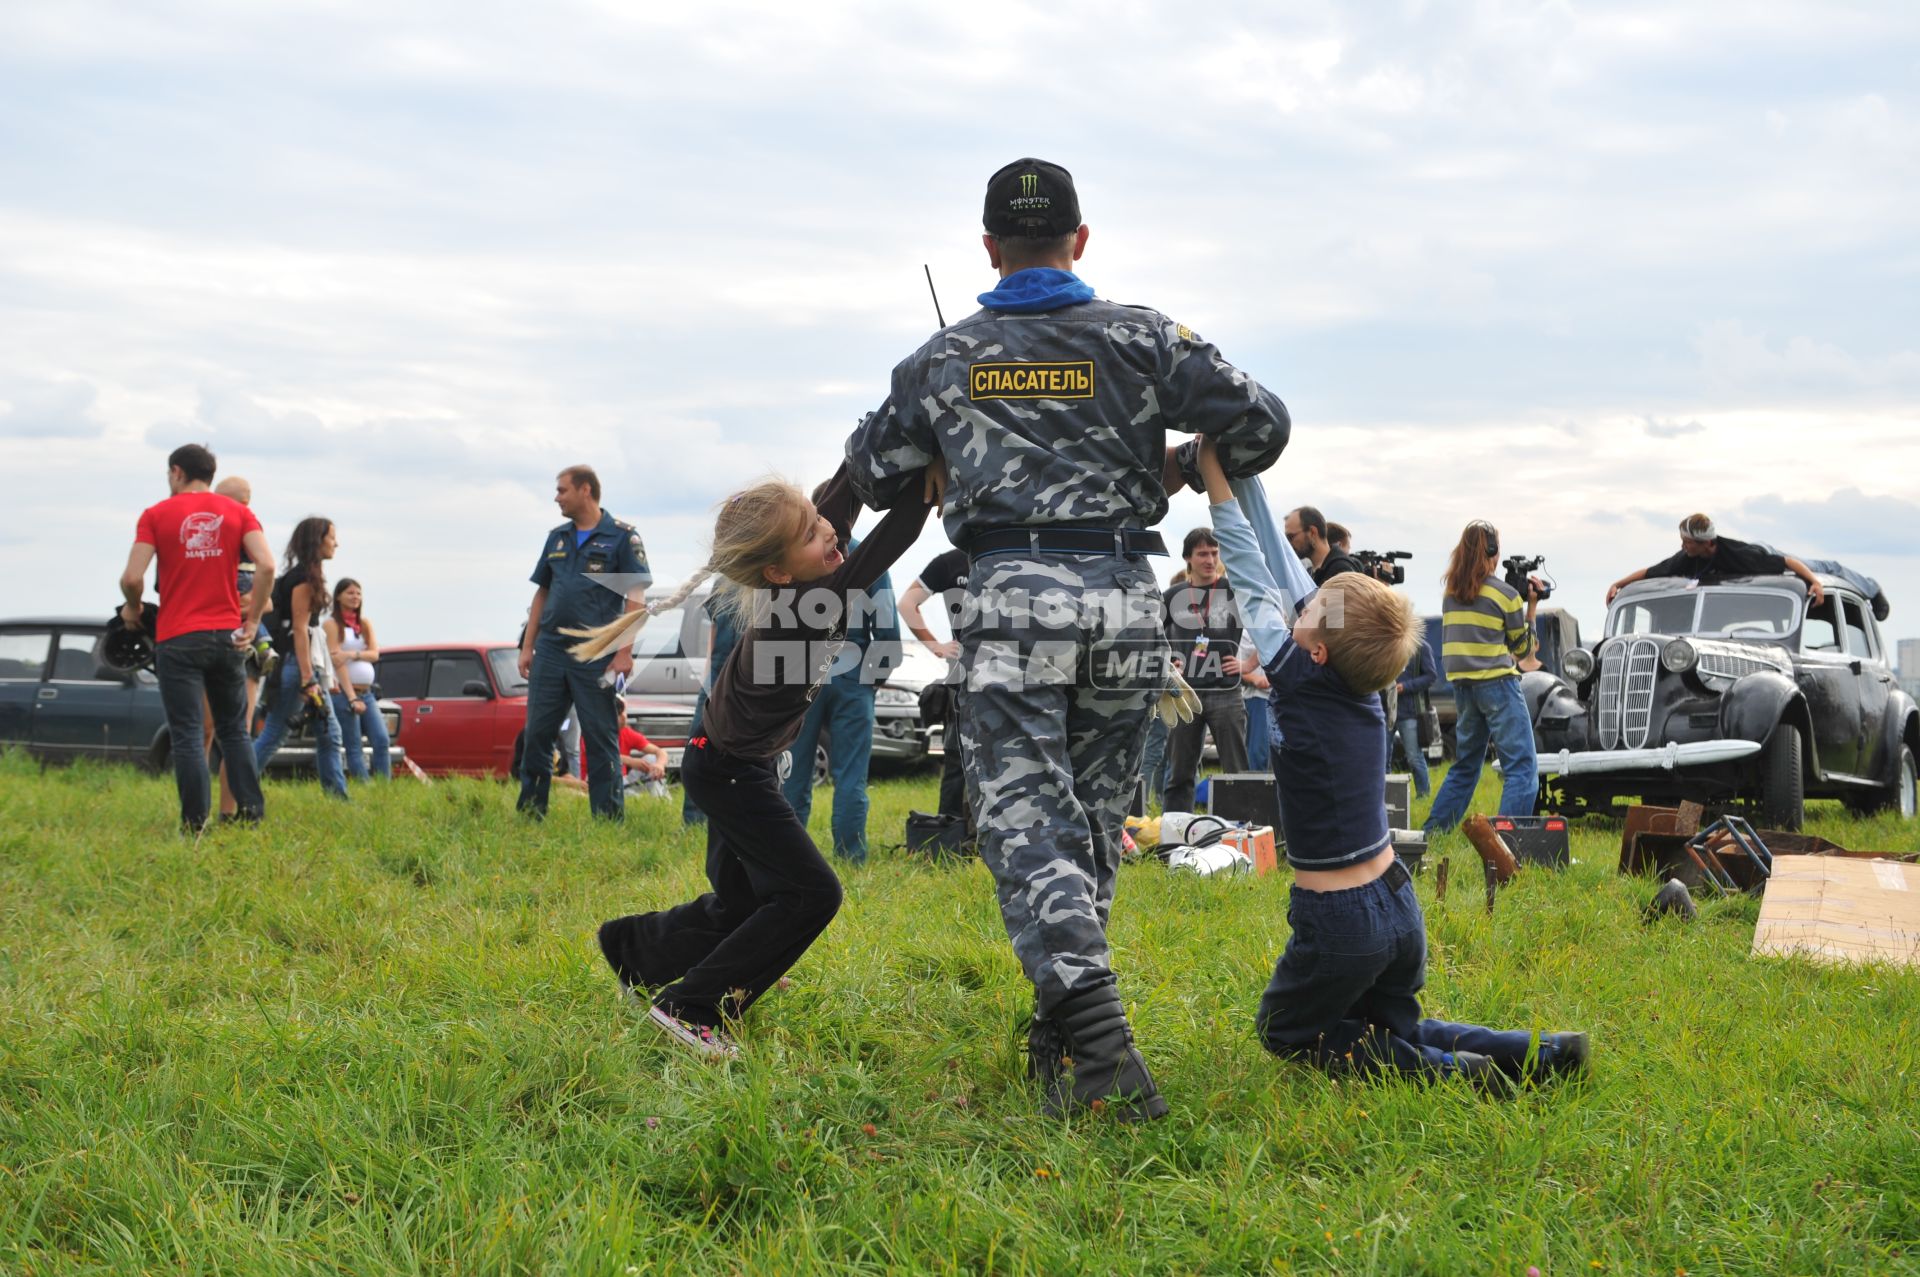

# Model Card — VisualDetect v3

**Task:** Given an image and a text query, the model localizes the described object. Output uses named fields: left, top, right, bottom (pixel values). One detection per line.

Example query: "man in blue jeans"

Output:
left=779, top=548, right=899, bottom=864
left=118, top=443, right=276, bottom=831
left=1390, top=641, right=1435, bottom=799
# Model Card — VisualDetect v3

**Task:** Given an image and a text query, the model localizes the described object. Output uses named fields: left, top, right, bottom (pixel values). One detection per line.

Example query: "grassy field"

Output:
left=2, top=749, right=1918, bottom=1275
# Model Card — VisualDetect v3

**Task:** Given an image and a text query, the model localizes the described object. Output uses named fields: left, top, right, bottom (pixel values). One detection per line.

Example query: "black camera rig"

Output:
left=1353, top=549, right=1411, bottom=586
left=1502, top=554, right=1553, bottom=601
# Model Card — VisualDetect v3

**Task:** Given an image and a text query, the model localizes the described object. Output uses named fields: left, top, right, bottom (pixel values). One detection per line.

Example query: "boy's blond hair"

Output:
left=1305, top=573, right=1422, bottom=694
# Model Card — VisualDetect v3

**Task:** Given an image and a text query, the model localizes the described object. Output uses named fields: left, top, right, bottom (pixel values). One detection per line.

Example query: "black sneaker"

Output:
left=646, top=1005, right=739, bottom=1060
left=1451, top=1050, right=1517, bottom=1099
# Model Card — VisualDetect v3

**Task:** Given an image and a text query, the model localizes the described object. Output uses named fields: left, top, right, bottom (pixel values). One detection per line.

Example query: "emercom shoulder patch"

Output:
left=1175, top=323, right=1198, bottom=343
left=968, top=360, right=1095, bottom=400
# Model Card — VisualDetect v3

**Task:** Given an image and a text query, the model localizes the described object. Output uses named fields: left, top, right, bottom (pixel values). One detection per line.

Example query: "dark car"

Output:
left=1529, top=577, right=1918, bottom=828
left=0, top=616, right=403, bottom=775
left=621, top=586, right=941, bottom=775
left=378, top=642, right=692, bottom=778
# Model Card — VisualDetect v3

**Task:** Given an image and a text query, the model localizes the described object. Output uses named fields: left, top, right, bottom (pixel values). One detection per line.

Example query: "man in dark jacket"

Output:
left=1163, top=528, right=1248, bottom=811
left=1285, top=505, right=1361, bottom=585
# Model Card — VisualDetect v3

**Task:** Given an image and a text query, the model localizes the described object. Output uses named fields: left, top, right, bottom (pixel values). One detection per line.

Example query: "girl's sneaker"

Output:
left=646, top=1005, right=739, bottom=1060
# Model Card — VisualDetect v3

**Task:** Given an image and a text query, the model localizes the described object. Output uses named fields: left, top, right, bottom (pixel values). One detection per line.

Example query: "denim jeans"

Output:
left=779, top=678, right=877, bottom=864
left=682, top=687, right=710, bottom=826
left=1423, top=675, right=1536, bottom=834
left=1393, top=716, right=1430, bottom=797
left=156, top=629, right=265, bottom=829
left=253, top=655, right=348, bottom=798
left=1245, top=694, right=1272, bottom=773
left=1256, top=860, right=1547, bottom=1077
left=330, top=688, right=392, bottom=780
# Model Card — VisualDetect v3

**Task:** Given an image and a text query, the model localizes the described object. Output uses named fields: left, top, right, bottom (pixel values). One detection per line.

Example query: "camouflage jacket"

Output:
left=844, top=297, right=1289, bottom=540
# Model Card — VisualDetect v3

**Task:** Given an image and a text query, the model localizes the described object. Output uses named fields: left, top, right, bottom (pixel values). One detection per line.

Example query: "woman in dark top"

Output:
left=252, top=516, right=349, bottom=798
left=576, top=462, right=938, bottom=1059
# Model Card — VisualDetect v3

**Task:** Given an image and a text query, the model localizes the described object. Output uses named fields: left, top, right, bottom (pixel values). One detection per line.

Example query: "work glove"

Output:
left=1156, top=671, right=1203, bottom=727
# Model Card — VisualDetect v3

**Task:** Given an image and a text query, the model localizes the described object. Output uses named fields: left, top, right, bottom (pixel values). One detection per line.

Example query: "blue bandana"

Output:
left=977, top=267, right=1096, bottom=314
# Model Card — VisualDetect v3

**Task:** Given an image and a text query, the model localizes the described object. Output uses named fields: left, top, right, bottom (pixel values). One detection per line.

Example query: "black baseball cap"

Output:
left=983, top=157, right=1081, bottom=238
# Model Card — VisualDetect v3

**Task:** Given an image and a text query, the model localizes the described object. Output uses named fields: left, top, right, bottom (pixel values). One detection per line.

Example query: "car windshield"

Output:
left=1694, top=591, right=1799, bottom=638
left=488, top=647, right=528, bottom=697
left=1609, top=590, right=1798, bottom=639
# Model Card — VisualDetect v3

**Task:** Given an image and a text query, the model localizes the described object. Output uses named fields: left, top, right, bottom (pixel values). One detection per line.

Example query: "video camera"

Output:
left=1353, top=549, right=1411, bottom=586
left=1502, top=554, right=1552, bottom=601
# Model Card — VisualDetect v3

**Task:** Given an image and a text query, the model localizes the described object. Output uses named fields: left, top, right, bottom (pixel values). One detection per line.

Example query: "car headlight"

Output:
left=1661, top=638, right=1697, bottom=674
left=875, top=687, right=917, bottom=708
left=1562, top=648, right=1595, bottom=683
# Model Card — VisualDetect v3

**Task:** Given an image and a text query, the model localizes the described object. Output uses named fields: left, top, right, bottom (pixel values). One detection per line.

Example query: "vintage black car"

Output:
left=1528, top=576, right=1917, bottom=829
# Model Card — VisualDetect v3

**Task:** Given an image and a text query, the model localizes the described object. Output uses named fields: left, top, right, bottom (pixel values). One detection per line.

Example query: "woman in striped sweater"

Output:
left=1423, top=520, right=1542, bottom=835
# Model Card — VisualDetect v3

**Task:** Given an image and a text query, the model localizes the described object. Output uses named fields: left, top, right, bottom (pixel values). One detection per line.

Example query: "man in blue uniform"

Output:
left=516, top=465, right=650, bottom=819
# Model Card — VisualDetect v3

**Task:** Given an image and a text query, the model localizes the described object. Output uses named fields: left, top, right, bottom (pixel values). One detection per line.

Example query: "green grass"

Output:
left=2, top=748, right=1918, bottom=1275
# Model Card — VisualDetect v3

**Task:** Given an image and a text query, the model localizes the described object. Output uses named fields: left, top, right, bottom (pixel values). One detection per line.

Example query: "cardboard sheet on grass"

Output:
left=1753, top=855, right=1920, bottom=968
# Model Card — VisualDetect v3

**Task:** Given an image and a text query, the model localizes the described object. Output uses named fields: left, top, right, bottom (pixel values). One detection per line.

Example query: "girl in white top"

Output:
left=326, top=578, right=392, bottom=780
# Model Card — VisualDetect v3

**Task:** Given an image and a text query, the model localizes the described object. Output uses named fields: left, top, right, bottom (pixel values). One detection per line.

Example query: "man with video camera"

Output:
left=1284, top=505, right=1361, bottom=586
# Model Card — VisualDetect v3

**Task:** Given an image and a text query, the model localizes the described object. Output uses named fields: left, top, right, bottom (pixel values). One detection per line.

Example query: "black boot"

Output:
left=1046, top=985, right=1169, bottom=1122
left=1025, top=1008, right=1068, bottom=1108
left=1533, top=1031, right=1590, bottom=1081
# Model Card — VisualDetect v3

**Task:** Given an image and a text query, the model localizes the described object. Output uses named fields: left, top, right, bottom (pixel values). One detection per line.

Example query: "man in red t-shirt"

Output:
left=119, top=443, right=277, bottom=832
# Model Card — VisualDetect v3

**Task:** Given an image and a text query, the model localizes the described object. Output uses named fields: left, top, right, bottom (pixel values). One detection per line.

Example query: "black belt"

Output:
left=961, top=527, right=1167, bottom=560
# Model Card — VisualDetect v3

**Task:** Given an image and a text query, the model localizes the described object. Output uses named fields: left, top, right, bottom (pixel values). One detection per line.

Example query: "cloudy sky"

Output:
left=3, top=1, right=1916, bottom=655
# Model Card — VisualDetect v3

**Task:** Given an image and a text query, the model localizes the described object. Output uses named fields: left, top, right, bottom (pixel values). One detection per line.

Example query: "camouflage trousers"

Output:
left=956, top=554, right=1168, bottom=1016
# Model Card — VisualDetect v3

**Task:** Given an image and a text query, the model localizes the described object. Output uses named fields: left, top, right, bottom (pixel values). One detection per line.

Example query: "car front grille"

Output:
left=628, top=711, right=691, bottom=744
left=1698, top=650, right=1776, bottom=681
left=1595, top=637, right=1660, bottom=750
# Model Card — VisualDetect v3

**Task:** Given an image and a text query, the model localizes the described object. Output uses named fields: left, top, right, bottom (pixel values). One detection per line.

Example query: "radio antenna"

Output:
left=923, top=264, right=946, bottom=328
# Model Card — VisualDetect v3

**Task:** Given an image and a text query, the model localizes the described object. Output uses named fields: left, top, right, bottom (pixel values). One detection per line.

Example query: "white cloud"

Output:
left=1, top=0, right=1917, bottom=644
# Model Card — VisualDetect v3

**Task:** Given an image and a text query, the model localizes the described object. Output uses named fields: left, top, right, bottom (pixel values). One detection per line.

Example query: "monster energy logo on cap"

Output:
left=984, top=157, right=1082, bottom=238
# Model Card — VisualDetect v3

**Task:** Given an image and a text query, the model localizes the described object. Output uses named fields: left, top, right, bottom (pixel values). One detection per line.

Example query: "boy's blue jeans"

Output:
left=1424, top=675, right=1537, bottom=834
left=1256, top=860, right=1544, bottom=1077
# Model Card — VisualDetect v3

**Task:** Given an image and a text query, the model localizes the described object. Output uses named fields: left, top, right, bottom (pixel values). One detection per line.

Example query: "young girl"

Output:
left=573, top=463, right=938, bottom=1058
left=325, top=578, right=392, bottom=781
left=253, top=516, right=350, bottom=798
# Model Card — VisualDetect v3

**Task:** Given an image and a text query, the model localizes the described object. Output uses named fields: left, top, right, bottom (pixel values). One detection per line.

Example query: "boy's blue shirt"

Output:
left=1209, top=486, right=1391, bottom=869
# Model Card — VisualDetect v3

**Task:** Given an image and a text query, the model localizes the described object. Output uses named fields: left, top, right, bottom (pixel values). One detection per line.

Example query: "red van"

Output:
left=377, top=642, right=691, bottom=778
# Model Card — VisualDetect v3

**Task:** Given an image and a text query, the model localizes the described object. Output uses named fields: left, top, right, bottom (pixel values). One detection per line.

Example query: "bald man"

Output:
left=205, top=475, right=266, bottom=817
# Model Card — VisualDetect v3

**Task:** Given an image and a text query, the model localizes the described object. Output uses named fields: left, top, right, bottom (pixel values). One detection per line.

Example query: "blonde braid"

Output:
left=562, top=568, right=714, bottom=663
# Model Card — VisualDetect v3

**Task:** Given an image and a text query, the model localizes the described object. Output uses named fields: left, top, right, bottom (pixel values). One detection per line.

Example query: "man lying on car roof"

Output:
left=1606, top=512, right=1889, bottom=620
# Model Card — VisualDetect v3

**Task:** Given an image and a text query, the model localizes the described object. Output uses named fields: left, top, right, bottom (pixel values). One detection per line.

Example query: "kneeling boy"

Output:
left=1193, top=440, right=1588, bottom=1089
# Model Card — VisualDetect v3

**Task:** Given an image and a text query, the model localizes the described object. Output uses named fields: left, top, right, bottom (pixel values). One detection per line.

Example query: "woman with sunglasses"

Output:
left=1421, top=521, right=1542, bottom=837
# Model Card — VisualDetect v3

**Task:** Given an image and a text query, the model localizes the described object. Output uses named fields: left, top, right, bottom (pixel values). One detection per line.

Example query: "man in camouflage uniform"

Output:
left=845, top=158, right=1289, bottom=1119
